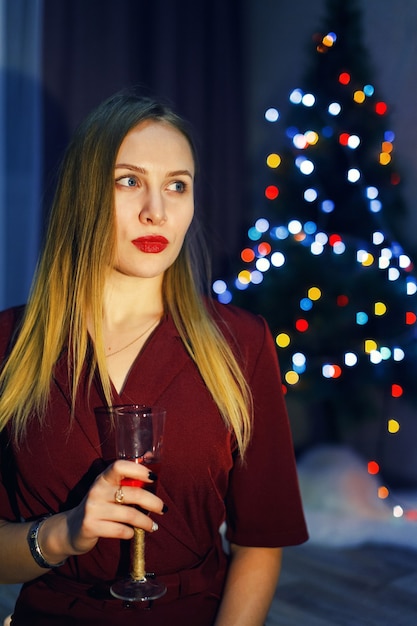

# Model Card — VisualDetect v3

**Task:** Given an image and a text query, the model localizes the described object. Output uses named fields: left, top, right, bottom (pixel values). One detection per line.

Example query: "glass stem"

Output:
left=131, top=527, right=146, bottom=581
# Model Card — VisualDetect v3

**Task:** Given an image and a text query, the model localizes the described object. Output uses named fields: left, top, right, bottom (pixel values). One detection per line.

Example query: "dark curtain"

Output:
left=42, top=0, right=248, bottom=278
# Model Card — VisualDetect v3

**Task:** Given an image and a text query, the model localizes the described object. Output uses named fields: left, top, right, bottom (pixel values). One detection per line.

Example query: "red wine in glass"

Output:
left=110, top=405, right=166, bottom=602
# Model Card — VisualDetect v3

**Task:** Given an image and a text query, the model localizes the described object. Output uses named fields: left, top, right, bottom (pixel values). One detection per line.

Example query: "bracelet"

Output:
left=27, top=516, right=67, bottom=569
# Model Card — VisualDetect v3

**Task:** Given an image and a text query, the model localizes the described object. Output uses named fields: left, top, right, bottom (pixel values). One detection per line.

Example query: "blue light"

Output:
left=286, top=126, right=299, bottom=139
left=356, top=312, right=368, bottom=325
left=300, top=298, right=313, bottom=311
left=248, top=227, right=262, bottom=241
left=218, top=291, right=232, bottom=303
left=363, top=84, right=374, bottom=96
left=384, top=130, right=395, bottom=142
left=304, top=221, right=317, bottom=234
left=321, top=199, right=335, bottom=213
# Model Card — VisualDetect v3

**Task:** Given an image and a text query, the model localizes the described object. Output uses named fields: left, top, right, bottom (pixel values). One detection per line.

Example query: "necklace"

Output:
left=106, top=319, right=159, bottom=357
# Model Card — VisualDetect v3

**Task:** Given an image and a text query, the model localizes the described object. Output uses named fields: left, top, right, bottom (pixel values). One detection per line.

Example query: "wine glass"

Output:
left=109, top=404, right=167, bottom=602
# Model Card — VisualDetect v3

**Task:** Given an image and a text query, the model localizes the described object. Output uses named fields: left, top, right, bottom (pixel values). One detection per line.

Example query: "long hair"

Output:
left=0, top=90, right=252, bottom=455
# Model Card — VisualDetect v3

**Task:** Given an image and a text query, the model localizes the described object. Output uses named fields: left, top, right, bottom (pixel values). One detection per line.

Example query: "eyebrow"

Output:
left=115, top=164, right=194, bottom=179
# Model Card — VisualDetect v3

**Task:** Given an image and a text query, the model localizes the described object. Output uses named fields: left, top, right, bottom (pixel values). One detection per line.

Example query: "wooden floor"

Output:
left=1, top=542, right=417, bottom=625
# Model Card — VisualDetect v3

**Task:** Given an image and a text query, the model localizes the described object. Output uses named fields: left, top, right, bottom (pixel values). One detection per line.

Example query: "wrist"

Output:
left=27, top=515, right=67, bottom=569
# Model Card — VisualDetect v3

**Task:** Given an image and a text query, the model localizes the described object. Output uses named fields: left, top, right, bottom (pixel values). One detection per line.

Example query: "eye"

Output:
left=167, top=180, right=186, bottom=193
left=116, top=175, right=138, bottom=187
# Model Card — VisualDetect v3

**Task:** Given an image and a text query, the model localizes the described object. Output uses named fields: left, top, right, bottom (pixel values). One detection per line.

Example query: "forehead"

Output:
left=117, top=120, right=195, bottom=170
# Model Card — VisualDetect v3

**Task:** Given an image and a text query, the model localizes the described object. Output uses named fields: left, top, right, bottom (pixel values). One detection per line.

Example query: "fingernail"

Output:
left=161, top=504, right=168, bottom=514
left=148, top=471, right=158, bottom=481
left=151, top=521, right=159, bottom=532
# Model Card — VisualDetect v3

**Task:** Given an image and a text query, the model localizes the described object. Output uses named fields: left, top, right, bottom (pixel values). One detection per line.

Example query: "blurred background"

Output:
left=1, top=0, right=417, bottom=492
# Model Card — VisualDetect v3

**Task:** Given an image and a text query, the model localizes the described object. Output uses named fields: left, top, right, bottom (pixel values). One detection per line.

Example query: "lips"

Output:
left=132, top=235, right=169, bottom=253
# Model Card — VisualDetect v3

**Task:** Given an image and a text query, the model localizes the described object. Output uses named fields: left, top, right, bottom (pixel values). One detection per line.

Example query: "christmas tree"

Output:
left=213, top=0, right=417, bottom=476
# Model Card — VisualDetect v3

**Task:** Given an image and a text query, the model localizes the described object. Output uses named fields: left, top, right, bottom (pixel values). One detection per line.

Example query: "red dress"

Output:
left=0, top=302, right=308, bottom=625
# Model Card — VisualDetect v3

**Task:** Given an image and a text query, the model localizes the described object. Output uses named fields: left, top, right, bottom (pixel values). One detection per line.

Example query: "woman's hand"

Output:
left=42, top=459, right=167, bottom=562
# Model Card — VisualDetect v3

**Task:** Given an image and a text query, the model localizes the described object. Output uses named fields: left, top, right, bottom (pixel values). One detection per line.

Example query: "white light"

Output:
left=407, top=280, right=417, bottom=295
left=333, top=241, right=346, bottom=254
left=344, top=352, right=358, bottom=366
left=250, top=270, right=263, bottom=284
left=271, top=252, right=285, bottom=267
left=388, top=268, right=400, bottom=281
left=379, top=257, right=390, bottom=269
left=347, top=168, right=361, bottom=183
left=293, top=133, right=308, bottom=149
left=289, top=89, right=303, bottom=104
left=302, top=93, right=315, bottom=107
left=311, top=242, right=324, bottom=255
left=255, top=218, right=270, bottom=233
left=370, top=350, right=382, bottom=364
left=295, top=156, right=306, bottom=168
left=366, top=186, right=379, bottom=199
left=288, top=220, right=302, bottom=234
left=370, top=200, right=382, bottom=213
left=393, top=505, right=404, bottom=518
left=322, top=364, right=334, bottom=378
left=381, top=248, right=392, bottom=259
left=304, top=188, right=318, bottom=202
left=256, top=258, right=270, bottom=272
left=393, top=348, right=405, bottom=361
left=213, top=280, right=227, bottom=294
left=328, top=102, right=341, bottom=116
left=265, top=107, right=280, bottom=122
left=373, top=231, right=384, bottom=245
left=300, top=160, right=315, bottom=175
left=357, top=249, right=368, bottom=263
left=347, top=135, right=360, bottom=149
left=293, top=353, right=306, bottom=367
left=399, top=254, right=411, bottom=268
left=315, top=232, right=328, bottom=245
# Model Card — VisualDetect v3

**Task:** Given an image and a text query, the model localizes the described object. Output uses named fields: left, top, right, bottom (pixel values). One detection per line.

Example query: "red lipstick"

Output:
left=132, top=235, right=169, bottom=253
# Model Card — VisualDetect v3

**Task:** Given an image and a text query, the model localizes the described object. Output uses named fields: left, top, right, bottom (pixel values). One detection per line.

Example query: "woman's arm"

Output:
left=214, top=543, right=282, bottom=626
left=0, top=459, right=166, bottom=584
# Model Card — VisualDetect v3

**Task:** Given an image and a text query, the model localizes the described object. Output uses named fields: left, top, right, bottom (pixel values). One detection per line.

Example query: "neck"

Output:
left=103, top=272, right=164, bottom=330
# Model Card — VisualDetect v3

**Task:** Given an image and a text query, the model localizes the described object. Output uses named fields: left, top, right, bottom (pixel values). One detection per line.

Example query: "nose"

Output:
left=139, top=188, right=166, bottom=225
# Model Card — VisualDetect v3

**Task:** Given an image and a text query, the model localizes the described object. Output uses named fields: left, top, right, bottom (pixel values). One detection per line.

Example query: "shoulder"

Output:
left=206, top=299, right=271, bottom=357
left=0, top=305, right=25, bottom=358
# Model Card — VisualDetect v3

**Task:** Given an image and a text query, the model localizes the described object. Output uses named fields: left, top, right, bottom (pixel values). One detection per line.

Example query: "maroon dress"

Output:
left=0, top=302, right=308, bottom=625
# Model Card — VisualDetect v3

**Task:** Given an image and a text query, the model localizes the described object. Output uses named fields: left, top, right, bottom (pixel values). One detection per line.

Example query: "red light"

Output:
left=375, top=102, right=388, bottom=115
left=258, top=242, right=271, bottom=256
left=332, top=365, right=342, bottom=378
left=368, top=460, right=380, bottom=475
left=241, top=248, right=255, bottom=263
left=391, top=173, right=401, bottom=185
left=329, top=234, right=342, bottom=246
left=265, top=185, right=279, bottom=200
left=295, top=319, right=309, bottom=332
left=339, top=72, right=351, bottom=85
left=339, top=133, right=350, bottom=146
left=392, top=384, right=403, bottom=398
left=406, top=312, right=417, bottom=325
left=337, top=295, right=349, bottom=307
left=282, top=383, right=287, bottom=395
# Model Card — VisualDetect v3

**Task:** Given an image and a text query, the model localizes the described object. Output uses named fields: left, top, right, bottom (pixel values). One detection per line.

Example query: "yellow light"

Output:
left=353, top=90, right=365, bottom=103
left=378, top=486, right=389, bottom=499
left=361, top=253, right=374, bottom=266
left=285, top=370, right=299, bottom=385
left=382, top=141, right=393, bottom=153
left=276, top=333, right=290, bottom=348
left=388, top=419, right=400, bottom=434
left=308, top=286, right=321, bottom=301
left=374, top=302, right=387, bottom=316
left=322, top=34, right=334, bottom=47
left=379, top=153, right=391, bottom=165
left=365, top=339, right=377, bottom=353
left=238, top=270, right=251, bottom=284
left=266, top=153, right=281, bottom=168
left=305, top=131, right=319, bottom=145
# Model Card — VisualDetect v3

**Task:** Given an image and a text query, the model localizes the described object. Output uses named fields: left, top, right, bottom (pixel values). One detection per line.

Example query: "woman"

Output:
left=0, top=91, right=308, bottom=625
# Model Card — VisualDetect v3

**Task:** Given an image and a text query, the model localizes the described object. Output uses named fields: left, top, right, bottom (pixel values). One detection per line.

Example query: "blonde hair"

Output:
left=0, top=91, right=252, bottom=455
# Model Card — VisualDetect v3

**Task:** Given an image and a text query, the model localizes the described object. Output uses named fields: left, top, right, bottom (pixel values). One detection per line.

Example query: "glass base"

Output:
left=110, top=576, right=167, bottom=602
